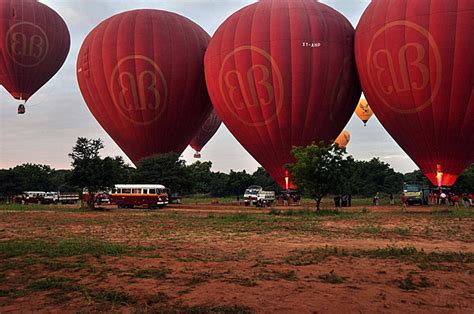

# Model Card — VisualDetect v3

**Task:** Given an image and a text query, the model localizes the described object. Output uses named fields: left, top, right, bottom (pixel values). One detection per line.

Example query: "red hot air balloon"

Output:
left=205, top=0, right=361, bottom=189
left=355, top=0, right=474, bottom=187
left=0, top=0, right=70, bottom=111
left=77, top=10, right=212, bottom=165
left=190, top=109, right=222, bottom=158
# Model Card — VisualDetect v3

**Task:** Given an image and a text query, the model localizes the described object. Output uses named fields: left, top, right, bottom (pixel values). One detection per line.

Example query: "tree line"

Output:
left=0, top=138, right=472, bottom=201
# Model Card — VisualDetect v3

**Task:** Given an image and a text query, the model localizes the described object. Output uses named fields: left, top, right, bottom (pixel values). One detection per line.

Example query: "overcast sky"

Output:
left=0, top=0, right=417, bottom=174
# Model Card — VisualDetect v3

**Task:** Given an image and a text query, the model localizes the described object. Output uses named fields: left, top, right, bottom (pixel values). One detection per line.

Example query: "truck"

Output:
left=403, top=183, right=429, bottom=205
left=244, top=185, right=275, bottom=207
left=43, top=192, right=80, bottom=204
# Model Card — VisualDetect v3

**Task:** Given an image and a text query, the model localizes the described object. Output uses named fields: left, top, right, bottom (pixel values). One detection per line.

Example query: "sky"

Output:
left=0, top=0, right=418, bottom=174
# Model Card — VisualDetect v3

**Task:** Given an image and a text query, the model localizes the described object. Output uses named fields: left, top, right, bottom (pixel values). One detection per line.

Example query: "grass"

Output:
left=132, top=267, right=170, bottom=280
left=286, top=245, right=474, bottom=266
left=354, top=224, right=381, bottom=235
left=187, top=272, right=211, bottom=286
left=0, top=238, right=131, bottom=258
left=257, top=270, right=298, bottom=281
left=318, top=271, right=345, bottom=284
left=92, top=290, right=136, bottom=305
left=393, top=227, right=411, bottom=236
left=28, top=276, right=78, bottom=291
left=398, top=274, right=434, bottom=291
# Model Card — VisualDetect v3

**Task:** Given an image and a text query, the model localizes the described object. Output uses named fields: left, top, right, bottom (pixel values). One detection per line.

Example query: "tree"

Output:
left=187, top=161, right=213, bottom=194
left=453, top=164, right=474, bottom=193
left=0, top=169, right=22, bottom=202
left=286, top=143, right=349, bottom=210
left=132, top=153, right=191, bottom=194
left=68, top=138, right=124, bottom=209
left=11, top=163, right=54, bottom=192
left=252, top=167, right=280, bottom=192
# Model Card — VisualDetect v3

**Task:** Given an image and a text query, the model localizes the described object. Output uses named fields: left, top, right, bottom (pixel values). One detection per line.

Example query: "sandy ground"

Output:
left=0, top=204, right=473, bottom=313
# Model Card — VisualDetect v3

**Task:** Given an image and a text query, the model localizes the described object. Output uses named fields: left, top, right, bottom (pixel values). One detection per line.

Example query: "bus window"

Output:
left=122, top=189, right=131, bottom=194
left=149, top=189, right=156, bottom=194
left=132, top=189, right=141, bottom=194
left=143, top=189, right=148, bottom=194
left=112, top=188, right=117, bottom=194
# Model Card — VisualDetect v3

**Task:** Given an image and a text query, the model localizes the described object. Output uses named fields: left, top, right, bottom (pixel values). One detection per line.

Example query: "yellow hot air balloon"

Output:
left=335, top=130, right=350, bottom=149
left=355, top=98, right=373, bottom=126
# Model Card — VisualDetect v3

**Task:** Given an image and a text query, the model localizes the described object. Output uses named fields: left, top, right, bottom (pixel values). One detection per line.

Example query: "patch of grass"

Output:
left=132, top=267, right=170, bottom=280
left=318, top=270, right=345, bottom=284
left=393, top=227, right=411, bottom=236
left=92, top=289, right=136, bottom=305
left=187, top=272, right=211, bottom=286
left=432, top=209, right=474, bottom=219
left=27, top=276, right=88, bottom=295
left=182, top=304, right=253, bottom=314
left=286, top=245, right=474, bottom=267
left=397, top=273, right=433, bottom=291
left=354, top=224, right=381, bottom=235
left=286, top=246, right=348, bottom=266
left=257, top=270, right=298, bottom=281
left=0, top=289, right=25, bottom=298
left=398, top=274, right=417, bottom=291
left=226, top=277, right=257, bottom=287
left=0, top=238, right=130, bottom=258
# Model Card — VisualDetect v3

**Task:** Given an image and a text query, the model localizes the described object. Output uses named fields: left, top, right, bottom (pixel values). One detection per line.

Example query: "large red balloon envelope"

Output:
left=355, top=0, right=474, bottom=187
left=77, top=9, right=212, bottom=165
left=190, top=109, right=222, bottom=158
left=0, top=0, right=70, bottom=102
left=205, top=0, right=361, bottom=189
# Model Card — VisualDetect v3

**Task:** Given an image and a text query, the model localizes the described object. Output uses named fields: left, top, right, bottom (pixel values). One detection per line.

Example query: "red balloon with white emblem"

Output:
left=190, top=109, right=222, bottom=158
left=355, top=0, right=474, bottom=186
left=205, top=0, right=361, bottom=189
left=77, top=9, right=212, bottom=165
left=0, top=0, right=70, bottom=106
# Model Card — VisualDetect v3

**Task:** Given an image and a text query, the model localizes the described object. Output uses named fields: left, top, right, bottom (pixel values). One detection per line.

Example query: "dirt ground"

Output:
left=0, top=203, right=473, bottom=313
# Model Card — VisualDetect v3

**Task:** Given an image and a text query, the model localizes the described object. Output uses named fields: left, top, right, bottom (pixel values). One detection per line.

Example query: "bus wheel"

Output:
left=117, top=202, right=124, bottom=209
left=148, top=203, right=157, bottom=210
left=158, top=204, right=165, bottom=209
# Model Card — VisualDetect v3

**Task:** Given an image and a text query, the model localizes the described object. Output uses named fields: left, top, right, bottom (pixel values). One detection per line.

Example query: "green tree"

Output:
left=11, top=163, right=54, bottom=191
left=252, top=167, right=280, bottom=192
left=68, top=138, right=123, bottom=209
left=0, top=169, right=22, bottom=202
left=286, top=143, right=348, bottom=210
left=132, top=153, right=191, bottom=194
left=453, top=164, right=474, bottom=193
left=227, top=170, right=253, bottom=196
left=187, top=161, right=213, bottom=194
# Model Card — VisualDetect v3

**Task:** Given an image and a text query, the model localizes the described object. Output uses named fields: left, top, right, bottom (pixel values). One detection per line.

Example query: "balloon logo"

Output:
left=110, top=55, right=168, bottom=125
left=355, top=0, right=473, bottom=186
left=206, top=0, right=361, bottom=189
left=6, top=22, right=49, bottom=67
left=77, top=9, right=212, bottom=165
left=366, top=21, right=442, bottom=114
left=218, top=46, right=284, bottom=127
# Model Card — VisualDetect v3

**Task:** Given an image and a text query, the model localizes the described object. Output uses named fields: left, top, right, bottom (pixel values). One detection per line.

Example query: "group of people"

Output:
left=428, top=192, right=473, bottom=208
left=373, top=192, right=473, bottom=209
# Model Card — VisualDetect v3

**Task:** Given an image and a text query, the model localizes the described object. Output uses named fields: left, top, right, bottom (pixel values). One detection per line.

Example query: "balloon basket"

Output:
left=194, top=152, right=201, bottom=159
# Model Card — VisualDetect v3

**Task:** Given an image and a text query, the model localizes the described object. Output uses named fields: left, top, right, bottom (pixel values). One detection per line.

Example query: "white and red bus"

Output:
left=109, top=184, right=169, bottom=209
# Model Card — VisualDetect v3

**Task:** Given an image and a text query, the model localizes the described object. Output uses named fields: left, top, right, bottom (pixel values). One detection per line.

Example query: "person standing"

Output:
left=374, top=192, right=380, bottom=206
left=453, top=194, right=460, bottom=209
left=462, top=193, right=469, bottom=208
left=435, top=192, right=440, bottom=205
left=440, top=192, right=447, bottom=207
left=389, top=193, right=394, bottom=205
left=401, top=193, right=407, bottom=211
left=469, top=193, right=473, bottom=207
